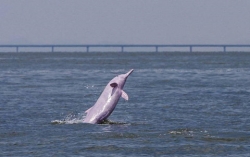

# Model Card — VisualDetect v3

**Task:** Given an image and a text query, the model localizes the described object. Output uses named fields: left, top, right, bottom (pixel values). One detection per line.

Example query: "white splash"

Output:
left=51, top=112, right=86, bottom=124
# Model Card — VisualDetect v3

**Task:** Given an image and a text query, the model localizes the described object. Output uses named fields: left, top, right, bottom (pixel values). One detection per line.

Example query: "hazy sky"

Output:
left=1, top=0, right=250, bottom=45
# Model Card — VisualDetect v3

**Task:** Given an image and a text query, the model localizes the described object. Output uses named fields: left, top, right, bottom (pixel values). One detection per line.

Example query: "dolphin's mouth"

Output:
left=125, top=69, right=134, bottom=77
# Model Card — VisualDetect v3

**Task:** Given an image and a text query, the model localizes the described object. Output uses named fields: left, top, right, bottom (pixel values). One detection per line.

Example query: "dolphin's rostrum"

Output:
left=83, top=69, right=134, bottom=124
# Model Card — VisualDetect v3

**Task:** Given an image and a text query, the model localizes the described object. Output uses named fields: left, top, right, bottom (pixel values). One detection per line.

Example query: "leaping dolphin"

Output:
left=83, top=69, right=134, bottom=124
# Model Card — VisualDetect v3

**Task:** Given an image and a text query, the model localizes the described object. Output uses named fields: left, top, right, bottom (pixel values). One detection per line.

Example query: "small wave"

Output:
left=168, top=128, right=209, bottom=138
left=202, top=136, right=248, bottom=143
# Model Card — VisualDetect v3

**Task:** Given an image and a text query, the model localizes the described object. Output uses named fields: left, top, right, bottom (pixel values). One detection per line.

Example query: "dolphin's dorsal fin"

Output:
left=85, top=107, right=93, bottom=114
left=121, top=90, right=129, bottom=100
left=110, top=83, right=118, bottom=87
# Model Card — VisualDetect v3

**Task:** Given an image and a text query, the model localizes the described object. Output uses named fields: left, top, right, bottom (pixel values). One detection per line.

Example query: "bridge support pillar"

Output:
left=155, top=46, right=158, bottom=52
left=86, top=46, right=89, bottom=52
left=190, top=46, right=193, bottom=52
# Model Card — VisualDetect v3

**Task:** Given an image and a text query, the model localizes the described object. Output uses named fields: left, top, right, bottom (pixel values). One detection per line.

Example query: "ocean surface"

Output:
left=0, top=51, right=250, bottom=156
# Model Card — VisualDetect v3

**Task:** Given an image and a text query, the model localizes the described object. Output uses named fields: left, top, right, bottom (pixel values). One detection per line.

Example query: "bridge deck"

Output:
left=1, top=44, right=250, bottom=52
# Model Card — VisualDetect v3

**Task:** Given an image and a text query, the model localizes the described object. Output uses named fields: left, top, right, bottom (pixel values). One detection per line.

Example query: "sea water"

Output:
left=0, top=52, right=250, bottom=156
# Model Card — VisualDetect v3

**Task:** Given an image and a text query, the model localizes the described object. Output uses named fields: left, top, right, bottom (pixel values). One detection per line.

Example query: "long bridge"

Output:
left=0, top=44, right=250, bottom=52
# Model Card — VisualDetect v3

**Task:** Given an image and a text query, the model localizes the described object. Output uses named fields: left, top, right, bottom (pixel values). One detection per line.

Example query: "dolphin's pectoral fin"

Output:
left=110, top=83, right=118, bottom=87
left=121, top=90, right=129, bottom=100
left=85, top=107, right=93, bottom=114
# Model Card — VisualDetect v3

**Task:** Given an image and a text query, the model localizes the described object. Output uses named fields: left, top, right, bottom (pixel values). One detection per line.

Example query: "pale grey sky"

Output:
left=1, top=0, right=250, bottom=45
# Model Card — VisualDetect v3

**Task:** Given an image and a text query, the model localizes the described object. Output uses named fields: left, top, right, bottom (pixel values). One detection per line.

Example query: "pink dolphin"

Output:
left=83, top=69, right=134, bottom=124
